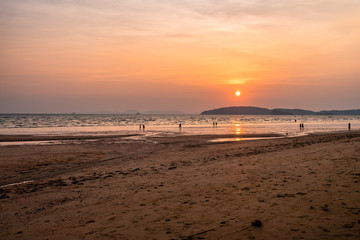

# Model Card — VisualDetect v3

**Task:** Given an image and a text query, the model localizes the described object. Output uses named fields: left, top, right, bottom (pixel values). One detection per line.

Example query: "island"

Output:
left=201, top=106, right=360, bottom=115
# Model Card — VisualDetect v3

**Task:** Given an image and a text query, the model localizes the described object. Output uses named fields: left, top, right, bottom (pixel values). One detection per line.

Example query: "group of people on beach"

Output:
left=138, top=121, right=352, bottom=132
left=297, top=121, right=352, bottom=131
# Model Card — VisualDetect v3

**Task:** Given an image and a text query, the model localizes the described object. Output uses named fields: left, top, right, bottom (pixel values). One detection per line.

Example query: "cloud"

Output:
left=1, top=0, right=360, bottom=112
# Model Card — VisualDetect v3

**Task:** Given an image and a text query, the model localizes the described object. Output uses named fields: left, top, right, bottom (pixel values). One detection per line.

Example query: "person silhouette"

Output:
left=142, top=124, right=145, bottom=131
left=348, top=122, right=351, bottom=130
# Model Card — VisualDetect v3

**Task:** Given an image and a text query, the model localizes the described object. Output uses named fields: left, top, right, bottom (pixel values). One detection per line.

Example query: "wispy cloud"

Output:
left=1, top=0, right=359, bottom=112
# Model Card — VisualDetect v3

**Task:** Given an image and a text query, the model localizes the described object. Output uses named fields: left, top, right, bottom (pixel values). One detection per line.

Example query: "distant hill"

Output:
left=271, top=108, right=315, bottom=115
left=201, top=106, right=360, bottom=115
left=316, top=109, right=360, bottom=115
left=201, top=106, right=271, bottom=115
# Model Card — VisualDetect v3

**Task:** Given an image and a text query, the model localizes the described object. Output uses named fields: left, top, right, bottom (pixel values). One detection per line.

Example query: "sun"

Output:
left=235, top=90, right=241, bottom=96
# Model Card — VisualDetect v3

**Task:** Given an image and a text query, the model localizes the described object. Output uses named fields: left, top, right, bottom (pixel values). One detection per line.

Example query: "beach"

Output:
left=0, top=131, right=359, bottom=239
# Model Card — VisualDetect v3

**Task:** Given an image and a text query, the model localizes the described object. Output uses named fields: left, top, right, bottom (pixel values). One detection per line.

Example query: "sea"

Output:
left=0, top=114, right=359, bottom=143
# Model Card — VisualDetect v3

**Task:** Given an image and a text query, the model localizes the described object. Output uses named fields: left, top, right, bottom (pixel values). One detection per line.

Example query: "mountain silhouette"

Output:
left=201, top=106, right=360, bottom=115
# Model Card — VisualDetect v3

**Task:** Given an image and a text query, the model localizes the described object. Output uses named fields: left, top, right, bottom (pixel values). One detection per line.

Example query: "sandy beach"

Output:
left=0, top=131, right=359, bottom=239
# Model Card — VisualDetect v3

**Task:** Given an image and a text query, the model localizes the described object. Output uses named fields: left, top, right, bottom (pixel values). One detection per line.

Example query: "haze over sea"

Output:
left=0, top=114, right=359, bottom=140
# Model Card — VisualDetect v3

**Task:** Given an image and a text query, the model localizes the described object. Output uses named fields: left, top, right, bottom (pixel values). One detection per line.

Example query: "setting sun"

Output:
left=235, top=90, right=241, bottom=96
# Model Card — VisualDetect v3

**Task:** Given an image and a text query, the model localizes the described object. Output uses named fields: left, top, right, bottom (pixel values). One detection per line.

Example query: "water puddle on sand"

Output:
left=0, top=140, right=65, bottom=146
left=208, top=136, right=283, bottom=143
left=0, top=180, right=34, bottom=188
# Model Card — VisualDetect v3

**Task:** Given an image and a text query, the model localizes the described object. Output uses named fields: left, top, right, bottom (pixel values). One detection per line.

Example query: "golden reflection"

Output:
left=235, top=124, right=242, bottom=135
left=234, top=137, right=242, bottom=141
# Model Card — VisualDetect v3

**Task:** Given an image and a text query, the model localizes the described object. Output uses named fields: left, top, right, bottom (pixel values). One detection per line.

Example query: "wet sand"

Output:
left=0, top=131, right=359, bottom=239
left=0, top=134, right=140, bottom=142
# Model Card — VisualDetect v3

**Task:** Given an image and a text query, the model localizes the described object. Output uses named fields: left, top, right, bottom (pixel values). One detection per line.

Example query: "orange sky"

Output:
left=1, top=0, right=360, bottom=113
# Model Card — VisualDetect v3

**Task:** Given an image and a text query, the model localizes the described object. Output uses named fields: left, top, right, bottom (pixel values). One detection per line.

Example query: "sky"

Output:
left=1, top=0, right=360, bottom=113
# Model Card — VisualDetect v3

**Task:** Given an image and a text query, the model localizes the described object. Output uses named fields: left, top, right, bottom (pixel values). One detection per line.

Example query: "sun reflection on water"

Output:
left=235, top=123, right=242, bottom=135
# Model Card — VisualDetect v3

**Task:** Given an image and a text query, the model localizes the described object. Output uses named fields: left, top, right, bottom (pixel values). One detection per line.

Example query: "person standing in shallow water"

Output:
left=142, top=124, right=145, bottom=131
left=348, top=123, right=351, bottom=130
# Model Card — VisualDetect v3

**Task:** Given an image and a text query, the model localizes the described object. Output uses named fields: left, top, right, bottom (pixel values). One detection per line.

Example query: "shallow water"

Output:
left=0, top=114, right=359, bottom=140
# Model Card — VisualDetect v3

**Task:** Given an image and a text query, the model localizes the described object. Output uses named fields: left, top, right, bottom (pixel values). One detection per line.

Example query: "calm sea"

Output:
left=0, top=114, right=359, bottom=138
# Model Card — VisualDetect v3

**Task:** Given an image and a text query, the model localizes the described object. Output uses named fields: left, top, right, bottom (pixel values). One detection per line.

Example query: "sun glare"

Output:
left=235, top=90, right=241, bottom=96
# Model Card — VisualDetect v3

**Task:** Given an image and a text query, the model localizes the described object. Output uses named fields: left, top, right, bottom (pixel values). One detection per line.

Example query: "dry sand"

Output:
left=0, top=131, right=359, bottom=239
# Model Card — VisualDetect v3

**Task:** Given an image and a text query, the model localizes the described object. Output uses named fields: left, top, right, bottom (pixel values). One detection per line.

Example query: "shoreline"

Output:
left=1, top=130, right=359, bottom=239
left=0, top=129, right=354, bottom=142
left=0, top=129, right=354, bottom=145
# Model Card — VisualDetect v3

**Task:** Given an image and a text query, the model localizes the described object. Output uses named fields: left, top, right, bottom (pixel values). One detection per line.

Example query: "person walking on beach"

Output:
left=179, top=123, right=182, bottom=128
left=142, top=124, right=145, bottom=131
left=348, top=122, right=351, bottom=130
